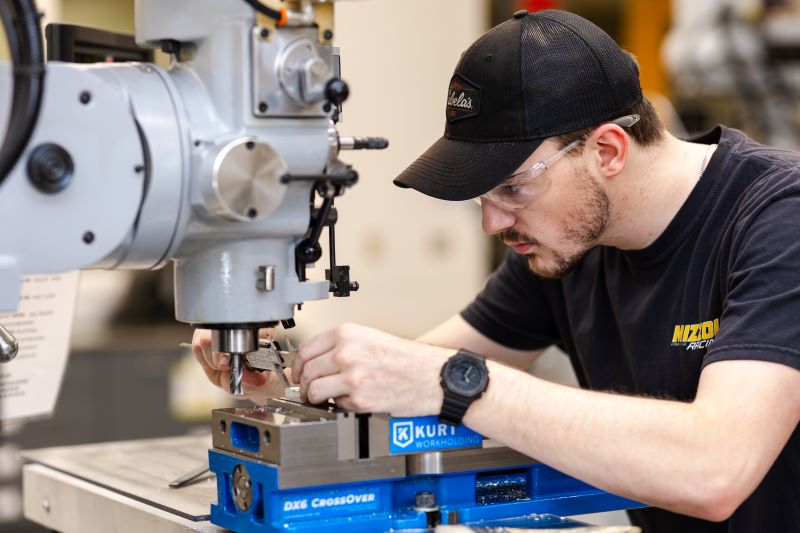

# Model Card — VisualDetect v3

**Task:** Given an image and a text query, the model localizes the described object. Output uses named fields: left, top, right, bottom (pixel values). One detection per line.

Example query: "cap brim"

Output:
left=393, top=135, right=543, bottom=201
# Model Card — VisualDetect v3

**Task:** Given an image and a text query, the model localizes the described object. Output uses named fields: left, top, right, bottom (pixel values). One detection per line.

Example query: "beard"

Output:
left=500, top=167, right=610, bottom=279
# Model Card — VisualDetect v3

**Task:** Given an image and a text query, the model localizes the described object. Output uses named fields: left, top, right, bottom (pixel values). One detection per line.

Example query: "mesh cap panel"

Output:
left=521, top=11, right=642, bottom=137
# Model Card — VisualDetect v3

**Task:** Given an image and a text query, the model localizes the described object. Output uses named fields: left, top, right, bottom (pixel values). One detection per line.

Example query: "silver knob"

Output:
left=0, top=324, right=19, bottom=362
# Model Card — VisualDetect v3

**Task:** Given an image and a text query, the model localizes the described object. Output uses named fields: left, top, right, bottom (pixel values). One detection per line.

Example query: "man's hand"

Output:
left=191, top=328, right=290, bottom=404
left=292, top=323, right=451, bottom=417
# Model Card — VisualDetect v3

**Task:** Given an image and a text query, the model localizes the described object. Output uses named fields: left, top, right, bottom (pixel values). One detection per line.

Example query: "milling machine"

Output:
left=0, top=1, right=642, bottom=530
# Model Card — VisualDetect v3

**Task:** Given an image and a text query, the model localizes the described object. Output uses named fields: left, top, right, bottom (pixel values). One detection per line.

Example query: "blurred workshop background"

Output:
left=2, top=0, right=800, bottom=530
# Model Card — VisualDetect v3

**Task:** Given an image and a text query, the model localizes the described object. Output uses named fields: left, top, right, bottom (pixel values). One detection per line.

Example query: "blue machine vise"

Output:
left=208, top=402, right=642, bottom=531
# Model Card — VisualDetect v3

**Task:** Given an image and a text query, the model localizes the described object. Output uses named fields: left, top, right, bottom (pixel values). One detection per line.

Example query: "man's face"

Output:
left=480, top=139, right=610, bottom=279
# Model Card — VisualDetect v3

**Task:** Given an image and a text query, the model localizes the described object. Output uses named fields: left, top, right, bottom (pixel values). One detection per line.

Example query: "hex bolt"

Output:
left=82, top=231, right=95, bottom=244
left=415, top=491, right=437, bottom=511
left=79, top=91, right=91, bottom=104
left=323, top=29, right=334, bottom=40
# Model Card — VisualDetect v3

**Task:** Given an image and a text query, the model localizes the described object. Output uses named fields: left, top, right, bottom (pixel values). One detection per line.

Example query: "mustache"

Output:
left=499, top=228, right=540, bottom=246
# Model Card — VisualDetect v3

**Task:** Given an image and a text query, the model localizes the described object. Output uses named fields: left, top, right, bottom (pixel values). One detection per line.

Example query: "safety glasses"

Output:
left=476, top=114, right=640, bottom=211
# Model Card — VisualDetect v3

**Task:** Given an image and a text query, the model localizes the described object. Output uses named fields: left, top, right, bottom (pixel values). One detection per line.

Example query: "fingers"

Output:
left=298, top=351, right=339, bottom=392
left=191, top=328, right=213, bottom=369
left=293, top=326, right=351, bottom=380
left=303, top=374, right=350, bottom=404
left=192, top=328, right=230, bottom=369
left=242, top=367, right=268, bottom=387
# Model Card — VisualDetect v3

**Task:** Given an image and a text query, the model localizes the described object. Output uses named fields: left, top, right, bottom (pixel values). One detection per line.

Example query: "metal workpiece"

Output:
left=211, top=401, right=406, bottom=489
left=212, top=400, right=338, bottom=466
left=0, top=323, right=18, bottom=362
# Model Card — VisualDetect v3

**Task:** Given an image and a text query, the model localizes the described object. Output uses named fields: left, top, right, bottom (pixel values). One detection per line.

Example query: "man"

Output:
left=193, top=10, right=800, bottom=532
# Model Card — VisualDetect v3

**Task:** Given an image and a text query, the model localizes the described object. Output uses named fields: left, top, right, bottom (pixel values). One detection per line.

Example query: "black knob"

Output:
left=325, top=78, right=350, bottom=105
left=27, top=143, right=74, bottom=194
left=296, top=240, right=322, bottom=263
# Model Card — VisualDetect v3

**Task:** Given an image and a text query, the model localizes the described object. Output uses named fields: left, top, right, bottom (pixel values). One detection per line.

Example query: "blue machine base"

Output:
left=209, top=449, right=643, bottom=532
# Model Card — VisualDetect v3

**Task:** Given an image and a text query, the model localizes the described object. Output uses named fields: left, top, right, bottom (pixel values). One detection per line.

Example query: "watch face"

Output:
left=445, top=356, right=488, bottom=396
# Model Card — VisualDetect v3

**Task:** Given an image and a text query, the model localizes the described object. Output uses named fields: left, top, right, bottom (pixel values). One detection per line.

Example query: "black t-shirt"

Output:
left=461, top=126, right=800, bottom=532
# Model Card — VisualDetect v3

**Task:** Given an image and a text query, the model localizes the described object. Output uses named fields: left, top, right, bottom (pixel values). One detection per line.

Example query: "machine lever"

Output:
left=339, top=137, right=389, bottom=150
left=280, top=170, right=358, bottom=186
left=325, top=218, right=358, bottom=297
left=168, top=464, right=211, bottom=489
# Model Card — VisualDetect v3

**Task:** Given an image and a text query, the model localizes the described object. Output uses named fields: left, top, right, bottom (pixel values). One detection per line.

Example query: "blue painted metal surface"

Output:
left=388, top=416, right=483, bottom=454
left=209, top=449, right=643, bottom=532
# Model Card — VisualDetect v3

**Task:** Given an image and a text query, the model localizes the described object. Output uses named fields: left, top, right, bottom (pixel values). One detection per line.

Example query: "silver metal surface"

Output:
left=232, top=464, right=252, bottom=512
left=0, top=64, right=148, bottom=275
left=210, top=139, right=288, bottom=222
left=257, top=265, right=276, bottom=292
left=406, top=452, right=443, bottom=475
left=1, top=0, right=353, bottom=331
left=230, top=353, right=244, bottom=396
left=87, top=63, right=186, bottom=271
left=24, top=465, right=221, bottom=532
left=0, top=323, right=18, bottom=362
left=23, top=435, right=221, bottom=532
left=23, top=435, right=216, bottom=522
left=406, top=443, right=539, bottom=475
left=211, top=328, right=257, bottom=354
left=212, top=400, right=405, bottom=489
left=213, top=400, right=338, bottom=465
left=413, top=491, right=438, bottom=513
left=252, top=27, right=333, bottom=116
left=278, top=37, right=331, bottom=104
left=244, top=341, right=295, bottom=371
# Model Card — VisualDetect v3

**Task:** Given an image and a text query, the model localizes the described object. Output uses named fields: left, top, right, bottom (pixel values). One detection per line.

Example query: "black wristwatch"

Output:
left=439, top=349, right=489, bottom=425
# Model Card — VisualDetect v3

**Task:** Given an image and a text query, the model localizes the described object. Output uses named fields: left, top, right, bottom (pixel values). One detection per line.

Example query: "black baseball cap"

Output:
left=393, top=9, right=643, bottom=201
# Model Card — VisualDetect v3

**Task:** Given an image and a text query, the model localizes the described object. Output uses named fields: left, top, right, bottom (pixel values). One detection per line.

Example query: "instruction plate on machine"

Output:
left=0, top=273, right=79, bottom=423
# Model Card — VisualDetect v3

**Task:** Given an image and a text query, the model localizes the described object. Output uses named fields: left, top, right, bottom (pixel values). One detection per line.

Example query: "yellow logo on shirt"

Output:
left=671, top=319, right=719, bottom=350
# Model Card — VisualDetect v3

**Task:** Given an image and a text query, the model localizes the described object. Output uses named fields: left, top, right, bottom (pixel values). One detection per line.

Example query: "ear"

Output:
left=585, top=123, right=629, bottom=179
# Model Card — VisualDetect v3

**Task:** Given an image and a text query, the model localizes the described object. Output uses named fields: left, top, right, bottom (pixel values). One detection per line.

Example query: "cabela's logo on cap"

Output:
left=446, top=74, right=481, bottom=123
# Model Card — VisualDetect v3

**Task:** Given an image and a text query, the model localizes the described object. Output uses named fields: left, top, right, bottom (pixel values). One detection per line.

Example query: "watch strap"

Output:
left=439, top=389, right=474, bottom=425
